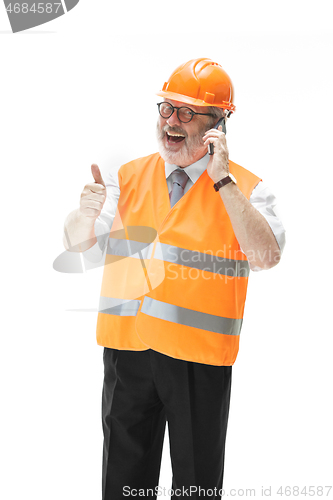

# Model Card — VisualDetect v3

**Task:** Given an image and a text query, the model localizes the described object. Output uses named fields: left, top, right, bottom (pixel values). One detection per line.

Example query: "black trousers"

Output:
left=102, top=348, right=232, bottom=500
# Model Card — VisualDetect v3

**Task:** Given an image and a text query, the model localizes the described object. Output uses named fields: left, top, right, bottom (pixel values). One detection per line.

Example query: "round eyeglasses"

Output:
left=157, top=102, right=215, bottom=123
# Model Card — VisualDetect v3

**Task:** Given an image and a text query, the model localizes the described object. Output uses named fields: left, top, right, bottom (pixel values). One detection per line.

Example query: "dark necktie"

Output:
left=169, top=169, right=189, bottom=208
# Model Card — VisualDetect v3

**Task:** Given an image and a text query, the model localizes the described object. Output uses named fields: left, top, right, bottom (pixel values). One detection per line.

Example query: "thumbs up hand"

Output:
left=79, top=164, right=107, bottom=219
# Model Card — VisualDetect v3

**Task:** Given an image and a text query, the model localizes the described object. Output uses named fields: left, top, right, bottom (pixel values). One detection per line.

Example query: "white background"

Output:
left=1, top=1, right=332, bottom=499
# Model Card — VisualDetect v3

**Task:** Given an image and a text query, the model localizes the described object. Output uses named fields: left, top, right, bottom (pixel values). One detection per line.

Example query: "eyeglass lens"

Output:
left=159, top=103, right=193, bottom=123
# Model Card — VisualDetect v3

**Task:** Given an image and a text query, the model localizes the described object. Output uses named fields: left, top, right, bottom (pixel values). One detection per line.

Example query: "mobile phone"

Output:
left=208, top=117, right=226, bottom=155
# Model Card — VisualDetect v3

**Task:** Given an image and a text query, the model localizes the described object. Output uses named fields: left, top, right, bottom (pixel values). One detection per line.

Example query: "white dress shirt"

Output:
left=91, top=153, right=286, bottom=272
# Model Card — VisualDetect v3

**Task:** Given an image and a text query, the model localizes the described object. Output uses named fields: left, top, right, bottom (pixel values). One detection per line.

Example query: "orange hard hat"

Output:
left=156, top=58, right=236, bottom=113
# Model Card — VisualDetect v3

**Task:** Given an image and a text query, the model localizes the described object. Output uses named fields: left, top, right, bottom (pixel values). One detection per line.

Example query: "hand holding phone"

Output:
left=208, top=117, right=226, bottom=155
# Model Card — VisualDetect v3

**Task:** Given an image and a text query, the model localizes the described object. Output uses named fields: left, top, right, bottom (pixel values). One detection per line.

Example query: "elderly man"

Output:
left=63, top=58, right=285, bottom=499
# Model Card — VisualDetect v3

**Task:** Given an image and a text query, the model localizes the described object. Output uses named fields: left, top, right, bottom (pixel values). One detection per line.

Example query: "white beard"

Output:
left=156, top=121, right=210, bottom=167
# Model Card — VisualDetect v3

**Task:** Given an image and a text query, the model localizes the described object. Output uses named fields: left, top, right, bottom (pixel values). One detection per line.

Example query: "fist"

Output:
left=80, top=164, right=106, bottom=219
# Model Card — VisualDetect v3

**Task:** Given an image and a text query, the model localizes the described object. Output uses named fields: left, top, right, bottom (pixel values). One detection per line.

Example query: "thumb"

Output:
left=91, top=164, right=105, bottom=187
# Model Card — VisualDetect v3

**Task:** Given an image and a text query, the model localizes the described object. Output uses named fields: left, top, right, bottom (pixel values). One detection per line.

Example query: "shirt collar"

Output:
left=165, top=153, right=210, bottom=184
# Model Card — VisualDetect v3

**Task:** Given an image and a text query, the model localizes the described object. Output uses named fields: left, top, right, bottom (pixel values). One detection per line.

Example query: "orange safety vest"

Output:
left=96, top=152, right=261, bottom=366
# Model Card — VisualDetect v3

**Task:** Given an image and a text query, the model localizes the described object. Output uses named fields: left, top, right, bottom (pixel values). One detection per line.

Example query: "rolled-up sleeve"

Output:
left=248, top=181, right=286, bottom=272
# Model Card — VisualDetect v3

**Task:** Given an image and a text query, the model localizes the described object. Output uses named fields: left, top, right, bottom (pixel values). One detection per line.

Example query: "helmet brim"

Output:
left=156, top=90, right=236, bottom=112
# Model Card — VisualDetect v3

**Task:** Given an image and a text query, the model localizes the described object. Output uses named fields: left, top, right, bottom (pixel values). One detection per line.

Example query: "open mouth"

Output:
left=166, top=132, right=186, bottom=144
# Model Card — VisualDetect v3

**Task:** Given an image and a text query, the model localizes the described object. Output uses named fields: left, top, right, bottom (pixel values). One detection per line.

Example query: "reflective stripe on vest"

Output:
left=140, top=296, right=242, bottom=336
left=107, top=238, right=152, bottom=259
left=107, top=238, right=250, bottom=277
left=152, top=242, right=249, bottom=277
left=99, top=296, right=141, bottom=316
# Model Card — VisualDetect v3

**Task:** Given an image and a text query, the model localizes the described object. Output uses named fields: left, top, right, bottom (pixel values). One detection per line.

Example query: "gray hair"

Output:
left=205, top=106, right=226, bottom=128
left=208, top=106, right=226, bottom=120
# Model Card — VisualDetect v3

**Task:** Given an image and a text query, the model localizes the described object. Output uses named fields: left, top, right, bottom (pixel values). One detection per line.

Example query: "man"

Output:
left=63, top=58, right=285, bottom=499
